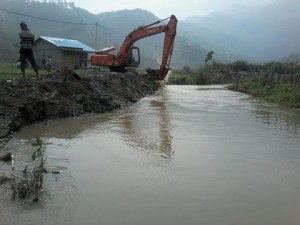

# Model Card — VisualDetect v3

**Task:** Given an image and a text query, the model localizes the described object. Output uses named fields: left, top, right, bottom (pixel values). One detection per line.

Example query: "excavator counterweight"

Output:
left=91, top=15, right=177, bottom=80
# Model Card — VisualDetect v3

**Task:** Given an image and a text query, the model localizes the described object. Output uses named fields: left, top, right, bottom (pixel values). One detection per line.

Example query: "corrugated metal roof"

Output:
left=39, top=36, right=95, bottom=52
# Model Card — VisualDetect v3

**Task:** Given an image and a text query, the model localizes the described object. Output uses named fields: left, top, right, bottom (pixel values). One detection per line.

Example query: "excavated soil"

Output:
left=0, top=70, right=160, bottom=148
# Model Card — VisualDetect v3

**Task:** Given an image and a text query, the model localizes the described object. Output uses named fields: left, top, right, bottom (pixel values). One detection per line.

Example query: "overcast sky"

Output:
left=73, top=0, right=275, bottom=19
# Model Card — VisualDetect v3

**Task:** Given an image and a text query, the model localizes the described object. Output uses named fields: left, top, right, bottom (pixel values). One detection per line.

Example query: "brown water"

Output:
left=1, top=85, right=300, bottom=225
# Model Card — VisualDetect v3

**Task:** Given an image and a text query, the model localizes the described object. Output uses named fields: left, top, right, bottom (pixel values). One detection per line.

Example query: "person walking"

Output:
left=19, top=22, right=39, bottom=78
left=45, top=56, right=52, bottom=72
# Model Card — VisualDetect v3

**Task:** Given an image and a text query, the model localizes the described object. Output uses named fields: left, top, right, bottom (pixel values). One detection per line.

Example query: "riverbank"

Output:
left=0, top=70, right=160, bottom=148
left=170, top=61, right=300, bottom=109
left=228, top=78, right=300, bottom=108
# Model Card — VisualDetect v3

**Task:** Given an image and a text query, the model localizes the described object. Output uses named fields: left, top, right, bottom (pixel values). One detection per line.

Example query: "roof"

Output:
left=38, top=36, right=95, bottom=52
left=96, top=46, right=116, bottom=54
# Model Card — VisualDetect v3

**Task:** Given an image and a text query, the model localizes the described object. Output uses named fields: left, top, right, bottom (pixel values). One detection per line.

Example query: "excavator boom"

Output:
left=91, top=15, right=177, bottom=80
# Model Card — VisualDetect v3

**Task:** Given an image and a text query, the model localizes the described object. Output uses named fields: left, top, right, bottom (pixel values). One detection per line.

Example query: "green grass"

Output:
left=229, top=79, right=300, bottom=108
left=169, top=72, right=195, bottom=84
left=265, top=84, right=300, bottom=108
left=0, top=65, right=49, bottom=80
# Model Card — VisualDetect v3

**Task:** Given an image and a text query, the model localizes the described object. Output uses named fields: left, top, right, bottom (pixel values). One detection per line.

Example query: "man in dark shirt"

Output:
left=19, top=22, right=39, bottom=78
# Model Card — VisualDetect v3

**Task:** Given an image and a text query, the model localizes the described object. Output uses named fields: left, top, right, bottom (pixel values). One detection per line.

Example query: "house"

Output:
left=33, top=36, right=95, bottom=70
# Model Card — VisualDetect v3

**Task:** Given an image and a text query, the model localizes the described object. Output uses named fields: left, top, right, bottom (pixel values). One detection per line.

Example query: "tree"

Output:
left=182, top=66, right=192, bottom=74
left=205, top=51, right=214, bottom=65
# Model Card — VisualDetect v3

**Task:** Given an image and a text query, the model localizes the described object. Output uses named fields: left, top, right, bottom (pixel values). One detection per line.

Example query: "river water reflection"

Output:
left=1, top=85, right=300, bottom=225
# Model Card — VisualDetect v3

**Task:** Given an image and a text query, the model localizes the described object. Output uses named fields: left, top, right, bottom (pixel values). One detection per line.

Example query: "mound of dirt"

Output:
left=0, top=70, right=160, bottom=147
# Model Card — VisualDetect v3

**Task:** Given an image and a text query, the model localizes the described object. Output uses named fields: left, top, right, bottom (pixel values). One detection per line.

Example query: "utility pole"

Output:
left=95, top=22, right=99, bottom=51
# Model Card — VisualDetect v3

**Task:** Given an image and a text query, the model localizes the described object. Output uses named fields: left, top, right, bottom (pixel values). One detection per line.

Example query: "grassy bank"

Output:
left=227, top=61, right=300, bottom=108
left=228, top=75, right=300, bottom=108
left=169, top=61, right=251, bottom=85
left=170, top=61, right=300, bottom=108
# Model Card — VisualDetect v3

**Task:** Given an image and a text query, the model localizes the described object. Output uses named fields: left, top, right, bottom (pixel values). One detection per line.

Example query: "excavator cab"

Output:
left=110, top=46, right=140, bottom=72
left=126, top=46, right=140, bottom=68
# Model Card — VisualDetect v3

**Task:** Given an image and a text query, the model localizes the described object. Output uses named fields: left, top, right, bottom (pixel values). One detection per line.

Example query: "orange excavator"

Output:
left=90, top=15, right=177, bottom=80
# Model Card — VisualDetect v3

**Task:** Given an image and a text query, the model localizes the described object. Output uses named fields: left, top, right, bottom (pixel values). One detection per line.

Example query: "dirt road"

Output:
left=0, top=70, right=160, bottom=148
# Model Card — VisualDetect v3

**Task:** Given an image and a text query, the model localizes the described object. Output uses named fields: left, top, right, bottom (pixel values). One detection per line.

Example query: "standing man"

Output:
left=19, top=22, right=39, bottom=78
left=45, top=56, right=52, bottom=72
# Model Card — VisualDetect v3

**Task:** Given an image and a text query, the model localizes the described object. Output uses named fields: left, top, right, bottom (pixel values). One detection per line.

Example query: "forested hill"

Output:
left=0, top=0, right=207, bottom=69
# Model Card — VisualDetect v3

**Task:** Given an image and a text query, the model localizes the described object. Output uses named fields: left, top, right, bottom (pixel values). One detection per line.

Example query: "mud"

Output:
left=0, top=70, right=160, bottom=148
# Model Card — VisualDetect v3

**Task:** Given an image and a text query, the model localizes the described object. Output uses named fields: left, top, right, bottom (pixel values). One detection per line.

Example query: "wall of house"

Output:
left=61, top=51, right=90, bottom=69
left=62, top=51, right=79, bottom=69
left=33, top=40, right=91, bottom=70
left=33, top=41, right=63, bottom=70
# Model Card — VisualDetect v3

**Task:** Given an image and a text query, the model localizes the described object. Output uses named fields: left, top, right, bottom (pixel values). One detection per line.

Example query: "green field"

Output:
left=0, top=64, right=50, bottom=80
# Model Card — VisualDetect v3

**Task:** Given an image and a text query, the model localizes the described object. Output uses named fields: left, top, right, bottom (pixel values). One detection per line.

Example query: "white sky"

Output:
left=73, top=0, right=275, bottom=19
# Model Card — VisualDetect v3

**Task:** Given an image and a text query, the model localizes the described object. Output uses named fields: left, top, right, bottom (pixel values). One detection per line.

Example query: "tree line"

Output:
left=19, top=0, right=76, bottom=8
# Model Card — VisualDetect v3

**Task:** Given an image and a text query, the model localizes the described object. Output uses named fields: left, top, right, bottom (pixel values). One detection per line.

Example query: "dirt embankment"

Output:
left=0, top=70, right=160, bottom=147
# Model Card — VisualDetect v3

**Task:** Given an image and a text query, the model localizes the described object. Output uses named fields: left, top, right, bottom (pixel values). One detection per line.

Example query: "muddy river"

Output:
left=1, top=85, right=300, bottom=225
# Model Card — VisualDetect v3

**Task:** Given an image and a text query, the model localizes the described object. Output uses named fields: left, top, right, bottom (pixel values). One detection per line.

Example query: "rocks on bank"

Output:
left=0, top=70, right=160, bottom=147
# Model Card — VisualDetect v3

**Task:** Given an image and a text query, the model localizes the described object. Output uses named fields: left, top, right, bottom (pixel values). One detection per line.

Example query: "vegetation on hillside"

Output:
left=185, top=0, right=300, bottom=62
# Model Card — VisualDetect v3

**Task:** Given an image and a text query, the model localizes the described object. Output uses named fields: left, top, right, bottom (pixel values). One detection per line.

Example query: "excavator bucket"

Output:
left=147, top=68, right=169, bottom=80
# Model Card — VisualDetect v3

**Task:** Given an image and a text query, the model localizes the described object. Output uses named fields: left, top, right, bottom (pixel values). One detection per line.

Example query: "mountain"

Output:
left=184, top=0, right=300, bottom=62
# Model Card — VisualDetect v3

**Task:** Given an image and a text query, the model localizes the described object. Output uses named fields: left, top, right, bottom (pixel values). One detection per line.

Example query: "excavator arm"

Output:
left=147, top=15, right=177, bottom=80
left=91, top=15, right=177, bottom=80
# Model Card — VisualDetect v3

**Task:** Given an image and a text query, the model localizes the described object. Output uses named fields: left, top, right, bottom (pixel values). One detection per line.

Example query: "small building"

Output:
left=33, top=36, right=95, bottom=70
